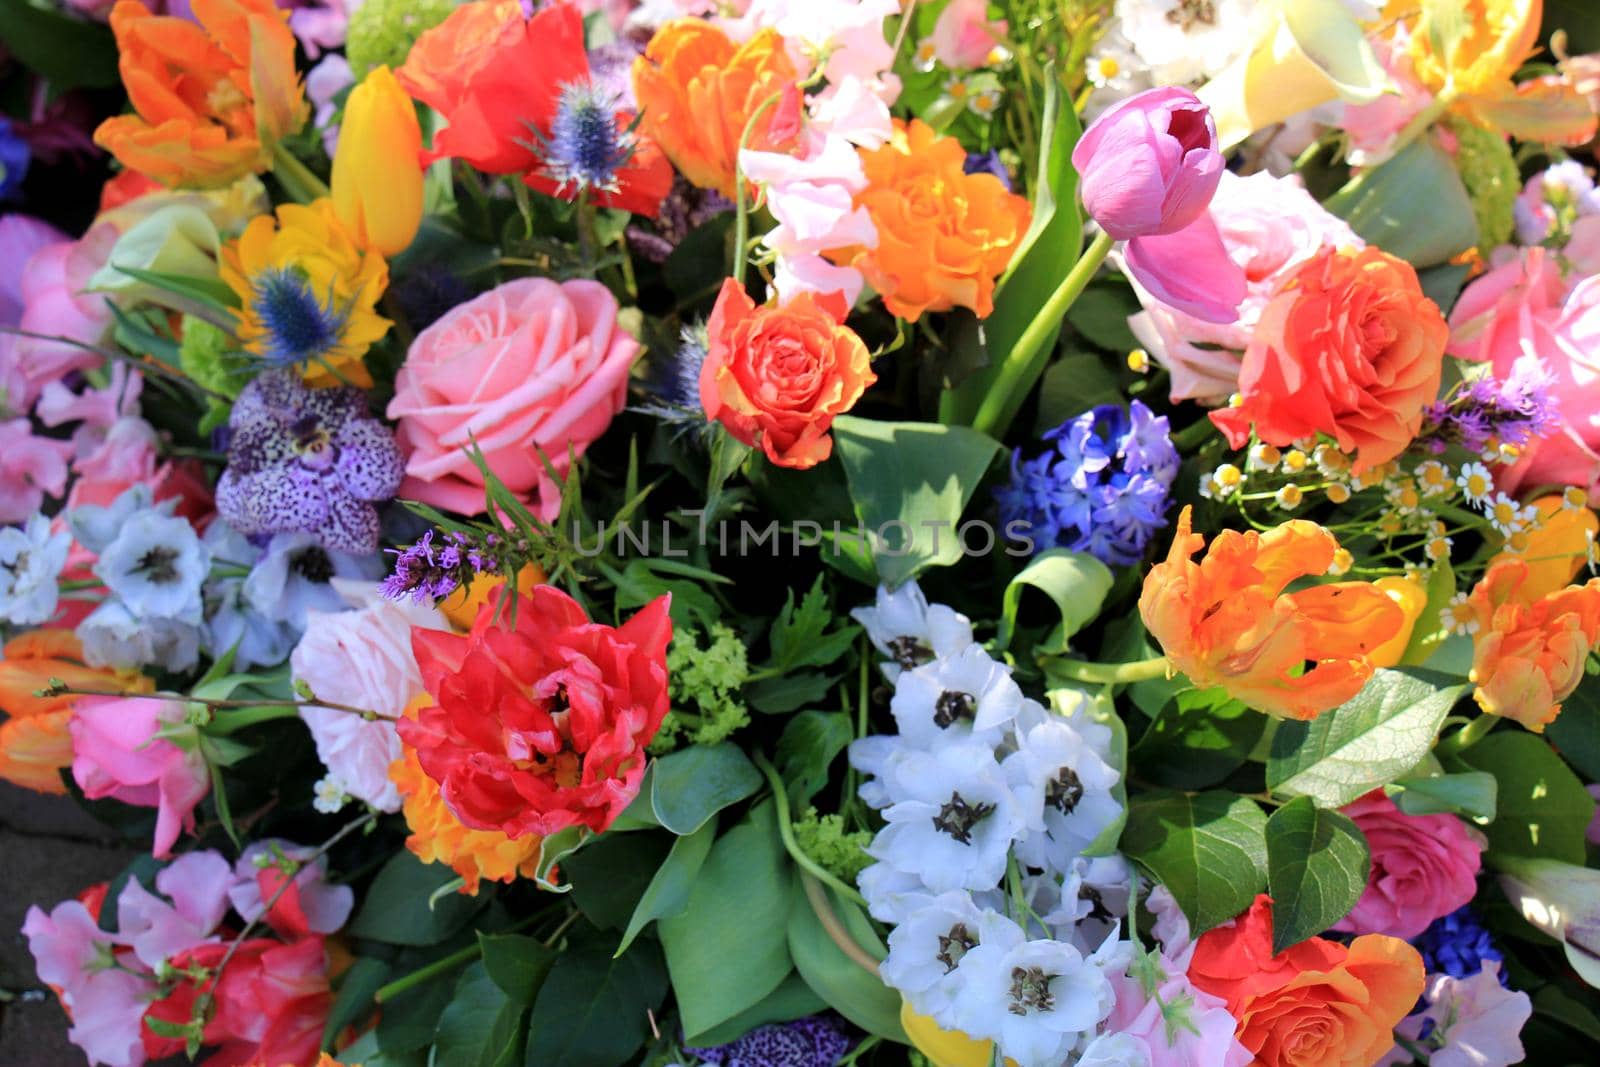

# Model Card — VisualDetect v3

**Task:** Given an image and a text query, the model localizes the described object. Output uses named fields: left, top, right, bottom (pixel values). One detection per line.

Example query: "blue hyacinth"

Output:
left=996, top=400, right=1179, bottom=567
left=1413, top=906, right=1506, bottom=982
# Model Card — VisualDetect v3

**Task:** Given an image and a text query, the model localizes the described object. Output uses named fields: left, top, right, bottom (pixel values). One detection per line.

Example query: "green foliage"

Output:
left=786, top=878, right=906, bottom=1043
left=1461, top=732, right=1596, bottom=865
left=791, top=809, right=872, bottom=884
left=649, top=742, right=763, bottom=836
left=1326, top=138, right=1479, bottom=266
left=1121, top=790, right=1270, bottom=935
left=526, top=932, right=669, bottom=1067
left=345, top=0, right=457, bottom=77
left=997, top=549, right=1114, bottom=653
left=346, top=852, right=486, bottom=946
left=434, top=962, right=524, bottom=1067
left=651, top=623, right=751, bottom=754
left=0, top=0, right=118, bottom=91
left=775, top=710, right=854, bottom=807
left=1267, top=669, right=1466, bottom=808
left=615, top=818, right=717, bottom=959
left=1130, top=687, right=1265, bottom=791
left=1447, top=118, right=1520, bottom=250
left=1265, top=797, right=1371, bottom=953
left=177, top=315, right=251, bottom=399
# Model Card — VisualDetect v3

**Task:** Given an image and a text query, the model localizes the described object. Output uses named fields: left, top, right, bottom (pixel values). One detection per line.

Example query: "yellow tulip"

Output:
left=1368, top=574, right=1429, bottom=668
left=1490, top=496, right=1599, bottom=602
left=332, top=65, right=424, bottom=257
left=900, top=1001, right=1016, bottom=1067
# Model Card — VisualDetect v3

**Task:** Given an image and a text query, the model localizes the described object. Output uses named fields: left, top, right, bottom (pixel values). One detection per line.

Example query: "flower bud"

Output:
left=331, top=65, right=423, bottom=257
left=1071, top=87, right=1223, bottom=240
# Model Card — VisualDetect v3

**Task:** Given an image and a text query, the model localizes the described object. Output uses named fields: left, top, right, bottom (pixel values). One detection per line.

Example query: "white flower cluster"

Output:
left=849, top=581, right=1141, bottom=1067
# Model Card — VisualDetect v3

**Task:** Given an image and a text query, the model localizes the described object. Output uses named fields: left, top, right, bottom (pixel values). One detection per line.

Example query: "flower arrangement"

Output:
left=4, top=1, right=1600, bottom=1066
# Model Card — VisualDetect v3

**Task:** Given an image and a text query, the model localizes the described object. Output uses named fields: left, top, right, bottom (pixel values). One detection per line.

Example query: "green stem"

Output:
left=270, top=142, right=331, bottom=204
left=1171, top=416, right=1219, bottom=454
left=1047, top=655, right=1170, bottom=685
left=1439, top=712, right=1496, bottom=757
left=731, top=92, right=784, bottom=287
left=207, top=704, right=304, bottom=734
left=798, top=870, right=880, bottom=977
left=752, top=751, right=870, bottom=909
left=374, top=911, right=557, bottom=1004
left=971, top=229, right=1114, bottom=439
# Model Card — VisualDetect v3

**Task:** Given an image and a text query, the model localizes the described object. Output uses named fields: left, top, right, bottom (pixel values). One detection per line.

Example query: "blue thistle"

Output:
left=635, top=324, right=713, bottom=440
left=534, top=79, right=637, bottom=197
left=250, top=268, right=350, bottom=367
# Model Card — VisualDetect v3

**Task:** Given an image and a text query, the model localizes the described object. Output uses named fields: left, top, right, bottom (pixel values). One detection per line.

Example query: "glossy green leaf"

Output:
left=997, top=549, right=1114, bottom=652
left=1461, top=732, right=1596, bottom=865
left=1120, top=791, right=1269, bottom=934
left=564, top=830, right=675, bottom=930
left=1129, top=686, right=1265, bottom=790
left=434, top=962, right=522, bottom=1067
left=650, top=743, right=762, bottom=835
left=615, top=818, right=717, bottom=959
left=479, top=932, right=557, bottom=1005
left=775, top=710, right=854, bottom=807
left=346, top=852, right=484, bottom=946
left=786, top=878, right=906, bottom=1044
left=1266, top=797, right=1371, bottom=953
left=525, top=935, right=669, bottom=1067
left=683, top=972, right=827, bottom=1047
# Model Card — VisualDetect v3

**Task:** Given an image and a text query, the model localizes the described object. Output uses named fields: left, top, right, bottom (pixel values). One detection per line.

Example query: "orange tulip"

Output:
left=94, top=0, right=308, bottom=189
left=0, top=631, right=153, bottom=793
left=1466, top=558, right=1600, bottom=731
left=631, top=20, right=801, bottom=198
left=1138, top=506, right=1405, bottom=720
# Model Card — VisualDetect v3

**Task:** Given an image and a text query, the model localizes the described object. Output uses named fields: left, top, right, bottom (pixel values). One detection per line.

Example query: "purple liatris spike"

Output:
left=996, top=400, right=1179, bottom=567
left=379, top=529, right=492, bottom=604
left=214, top=370, right=404, bottom=555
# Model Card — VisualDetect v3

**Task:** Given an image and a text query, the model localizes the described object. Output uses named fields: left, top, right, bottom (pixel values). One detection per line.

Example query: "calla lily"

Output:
left=1497, top=856, right=1600, bottom=989
left=86, top=205, right=225, bottom=310
left=1198, top=0, right=1388, bottom=148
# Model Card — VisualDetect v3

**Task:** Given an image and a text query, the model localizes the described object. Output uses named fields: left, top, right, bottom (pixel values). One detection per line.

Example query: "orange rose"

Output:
left=94, top=0, right=307, bottom=188
left=1211, top=246, right=1448, bottom=472
left=843, top=119, right=1032, bottom=322
left=1464, top=557, right=1600, bottom=731
left=0, top=630, right=153, bottom=793
left=1189, top=895, right=1425, bottom=1067
left=631, top=20, right=801, bottom=198
left=390, top=696, right=543, bottom=895
left=1490, top=495, right=1598, bottom=602
left=1139, top=506, right=1404, bottom=720
left=698, top=278, right=876, bottom=469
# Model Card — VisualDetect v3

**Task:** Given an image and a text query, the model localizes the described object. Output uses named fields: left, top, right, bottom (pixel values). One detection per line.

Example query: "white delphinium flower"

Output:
left=881, top=893, right=1019, bottom=1027
left=1059, top=856, right=1134, bottom=953
left=955, top=926, right=1118, bottom=1067
left=1006, top=719, right=1122, bottom=874
left=851, top=579, right=974, bottom=681
left=77, top=600, right=202, bottom=672
left=92, top=510, right=210, bottom=621
left=67, top=485, right=155, bottom=554
left=858, top=862, right=935, bottom=926
left=850, top=733, right=919, bottom=810
left=0, top=514, right=70, bottom=626
left=868, top=742, right=1025, bottom=893
left=890, top=643, right=1024, bottom=749
left=201, top=522, right=296, bottom=671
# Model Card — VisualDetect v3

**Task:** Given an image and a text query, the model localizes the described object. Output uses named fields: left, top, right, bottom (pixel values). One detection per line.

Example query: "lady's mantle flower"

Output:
left=220, top=199, right=390, bottom=388
left=997, top=400, right=1179, bottom=567
left=216, top=370, right=404, bottom=555
left=0, top=515, right=69, bottom=626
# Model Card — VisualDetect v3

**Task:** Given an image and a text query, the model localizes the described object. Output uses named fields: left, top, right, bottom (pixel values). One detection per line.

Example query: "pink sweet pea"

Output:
left=0, top=417, right=72, bottom=522
left=227, top=840, right=355, bottom=939
left=1334, top=790, right=1485, bottom=940
left=70, top=696, right=210, bottom=859
left=1379, top=963, right=1531, bottom=1067
left=0, top=213, right=68, bottom=326
left=930, top=0, right=1007, bottom=70
left=742, top=133, right=877, bottom=305
left=22, top=898, right=154, bottom=1067
left=1105, top=964, right=1251, bottom=1067
left=115, top=849, right=233, bottom=969
left=8, top=225, right=116, bottom=411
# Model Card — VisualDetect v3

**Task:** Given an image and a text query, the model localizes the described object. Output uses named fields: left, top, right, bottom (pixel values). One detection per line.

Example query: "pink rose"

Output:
left=70, top=696, right=210, bottom=859
left=1128, top=171, right=1361, bottom=403
left=1448, top=248, right=1600, bottom=495
left=387, top=277, right=638, bottom=520
left=1334, top=789, right=1485, bottom=940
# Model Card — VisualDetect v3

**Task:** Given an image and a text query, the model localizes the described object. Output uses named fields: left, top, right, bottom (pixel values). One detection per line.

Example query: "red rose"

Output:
left=400, top=586, right=672, bottom=839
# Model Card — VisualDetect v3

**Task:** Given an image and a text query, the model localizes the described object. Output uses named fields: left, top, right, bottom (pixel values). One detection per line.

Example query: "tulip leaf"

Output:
left=525, top=932, right=668, bottom=1067
left=614, top=818, right=717, bottom=959
left=1461, top=732, right=1596, bottom=865
left=1120, top=790, right=1269, bottom=935
left=996, top=549, right=1114, bottom=653
left=1266, top=669, right=1466, bottom=808
left=1265, top=796, right=1371, bottom=953
left=659, top=802, right=794, bottom=1039
left=649, top=742, right=762, bottom=836
left=1325, top=139, right=1478, bottom=267
left=563, top=830, right=675, bottom=930
left=786, top=875, right=905, bottom=1043
left=831, top=417, right=1003, bottom=588
left=682, top=972, right=827, bottom=1048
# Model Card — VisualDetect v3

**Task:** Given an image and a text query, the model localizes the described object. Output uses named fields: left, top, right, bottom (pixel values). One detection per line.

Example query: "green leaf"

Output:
left=479, top=932, right=558, bottom=1005
left=683, top=972, right=827, bottom=1047
left=775, top=710, right=854, bottom=807
left=377, top=963, right=457, bottom=1053
left=996, top=549, right=1114, bottom=652
left=346, top=852, right=485, bottom=946
left=1265, top=796, right=1371, bottom=953
left=1547, top=679, right=1600, bottom=780
left=747, top=672, right=837, bottom=714
left=615, top=817, right=717, bottom=959
left=941, top=66, right=1083, bottom=428
left=1120, top=791, right=1269, bottom=935
left=1325, top=139, right=1478, bottom=266
left=1063, top=281, right=1141, bottom=352
left=434, top=962, right=522, bottom=1067
left=650, top=743, right=763, bottom=835
left=1391, top=771, right=1498, bottom=820
left=322, top=957, right=389, bottom=1049
left=563, top=830, right=675, bottom=929
left=763, top=574, right=858, bottom=672
left=1034, top=349, right=1125, bottom=433
left=0, top=0, right=118, bottom=90
left=1129, top=687, right=1266, bottom=791
left=1267, top=669, right=1466, bottom=808
left=525, top=935, right=669, bottom=1067
left=831, top=417, right=1003, bottom=587
left=106, top=264, right=241, bottom=324
left=1461, top=732, right=1596, bottom=865
left=659, top=802, right=794, bottom=1038
left=1401, top=561, right=1457, bottom=667
left=786, top=878, right=907, bottom=1044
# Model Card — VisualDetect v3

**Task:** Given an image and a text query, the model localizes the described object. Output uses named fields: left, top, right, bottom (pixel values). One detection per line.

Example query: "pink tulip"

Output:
left=1072, top=87, right=1223, bottom=240
left=70, top=696, right=210, bottom=859
left=1121, top=214, right=1247, bottom=326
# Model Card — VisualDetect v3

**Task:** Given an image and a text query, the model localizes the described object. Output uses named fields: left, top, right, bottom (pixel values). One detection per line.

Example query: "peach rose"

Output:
left=1212, top=246, right=1448, bottom=473
left=1189, top=895, right=1425, bottom=1067
left=699, top=278, right=875, bottom=469
left=387, top=277, right=638, bottom=520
